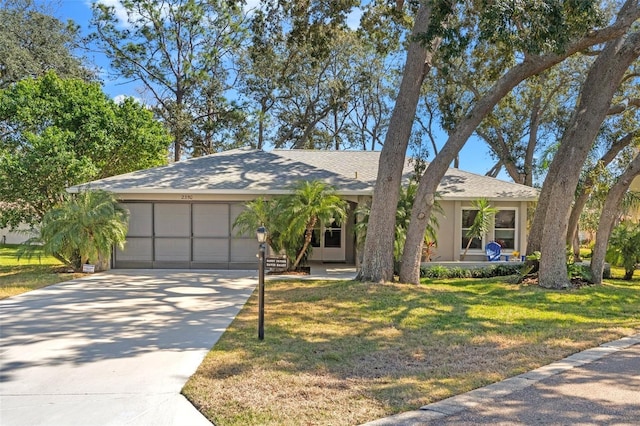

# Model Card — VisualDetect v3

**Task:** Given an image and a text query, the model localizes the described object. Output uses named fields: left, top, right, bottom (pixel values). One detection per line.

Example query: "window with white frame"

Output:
left=461, top=208, right=518, bottom=251
left=324, top=226, right=342, bottom=248
left=494, top=209, right=516, bottom=249
left=310, top=225, right=342, bottom=248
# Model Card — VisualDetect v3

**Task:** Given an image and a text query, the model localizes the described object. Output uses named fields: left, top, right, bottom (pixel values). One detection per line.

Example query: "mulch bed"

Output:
left=520, top=273, right=594, bottom=289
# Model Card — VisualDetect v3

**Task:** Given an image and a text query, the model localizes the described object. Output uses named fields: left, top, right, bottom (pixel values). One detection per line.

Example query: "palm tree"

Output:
left=232, top=197, right=285, bottom=255
left=461, top=198, right=498, bottom=261
left=281, top=180, right=347, bottom=270
left=19, top=190, right=129, bottom=271
left=355, top=183, right=443, bottom=263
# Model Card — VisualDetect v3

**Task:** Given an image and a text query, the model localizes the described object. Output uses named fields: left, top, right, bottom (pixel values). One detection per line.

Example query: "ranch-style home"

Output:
left=68, top=148, right=539, bottom=269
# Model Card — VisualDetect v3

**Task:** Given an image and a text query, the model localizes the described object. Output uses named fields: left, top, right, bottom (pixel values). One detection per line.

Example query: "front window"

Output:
left=461, top=208, right=518, bottom=251
left=324, top=227, right=341, bottom=248
left=461, top=209, right=482, bottom=249
left=494, top=210, right=516, bottom=249
left=311, top=226, right=342, bottom=248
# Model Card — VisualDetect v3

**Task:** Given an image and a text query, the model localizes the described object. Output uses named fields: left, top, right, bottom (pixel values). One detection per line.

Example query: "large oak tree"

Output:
left=356, top=0, right=640, bottom=284
left=0, top=0, right=92, bottom=87
left=529, top=28, right=640, bottom=288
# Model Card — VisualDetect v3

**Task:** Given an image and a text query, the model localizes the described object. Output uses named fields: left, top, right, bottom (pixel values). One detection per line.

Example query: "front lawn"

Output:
left=0, top=244, right=80, bottom=299
left=183, top=271, right=640, bottom=426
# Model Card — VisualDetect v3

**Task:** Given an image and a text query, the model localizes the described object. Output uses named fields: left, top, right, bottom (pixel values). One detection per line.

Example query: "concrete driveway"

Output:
left=0, top=270, right=257, bottom=426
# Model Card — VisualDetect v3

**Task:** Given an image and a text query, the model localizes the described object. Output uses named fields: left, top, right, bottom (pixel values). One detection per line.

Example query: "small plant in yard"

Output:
left=606, top=221, right=640, bottom=280
left=421, top=264, right=449, bottom=278
left=18, top=190, right=128, bottom=272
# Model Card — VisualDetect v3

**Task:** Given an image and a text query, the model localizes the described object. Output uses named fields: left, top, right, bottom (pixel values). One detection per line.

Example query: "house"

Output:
left=67, top=148, right=539, bottom=269
left=0, top=202, right=36, bottom=245
left=0, top=224, right=34, bottom=245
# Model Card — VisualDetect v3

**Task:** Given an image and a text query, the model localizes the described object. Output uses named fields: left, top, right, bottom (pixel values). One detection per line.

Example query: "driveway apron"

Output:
left=0, top=270, right=257, bottom=426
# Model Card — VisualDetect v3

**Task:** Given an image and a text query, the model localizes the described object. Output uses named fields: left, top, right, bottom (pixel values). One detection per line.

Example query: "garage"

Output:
left=114, top=201, right=257, bottom=269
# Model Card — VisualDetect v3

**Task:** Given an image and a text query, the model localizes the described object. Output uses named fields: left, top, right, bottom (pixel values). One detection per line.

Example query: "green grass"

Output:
left=183, top=271, right=640, bottom=426
left=2, top=240, right=638, bottom=424
left=0, top=244, right=80, bottom=299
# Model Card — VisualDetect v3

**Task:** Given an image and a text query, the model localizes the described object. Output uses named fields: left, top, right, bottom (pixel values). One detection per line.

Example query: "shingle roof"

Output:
left=68, top=148, right=538, bottom=200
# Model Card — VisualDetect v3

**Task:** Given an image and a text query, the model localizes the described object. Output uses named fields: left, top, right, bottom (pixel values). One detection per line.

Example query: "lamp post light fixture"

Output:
left=256, top=226, right=267, bottom=340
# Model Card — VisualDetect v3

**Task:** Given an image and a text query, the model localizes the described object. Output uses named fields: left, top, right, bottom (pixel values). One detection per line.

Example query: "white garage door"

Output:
left=113, top=202, right=257, bottom=269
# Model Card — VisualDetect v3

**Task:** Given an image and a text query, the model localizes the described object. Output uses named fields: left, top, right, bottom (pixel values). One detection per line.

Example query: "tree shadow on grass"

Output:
left=187, top=277, right=639, bottom=424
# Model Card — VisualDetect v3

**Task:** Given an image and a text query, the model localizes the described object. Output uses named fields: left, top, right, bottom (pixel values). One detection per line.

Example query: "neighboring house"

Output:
left=0, top=224, right=35, bottom=245
left=0, top=201, right=36, bottom=244
left=67, top=148, right=539, bottom=269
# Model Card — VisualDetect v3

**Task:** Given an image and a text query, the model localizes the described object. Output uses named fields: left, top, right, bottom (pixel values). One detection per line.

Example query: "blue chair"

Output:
left=485, top=241, right=501, bottom=261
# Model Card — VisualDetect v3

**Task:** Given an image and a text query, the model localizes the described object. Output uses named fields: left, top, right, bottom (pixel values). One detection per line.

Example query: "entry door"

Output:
left=309, top=223, right=345, bottom=262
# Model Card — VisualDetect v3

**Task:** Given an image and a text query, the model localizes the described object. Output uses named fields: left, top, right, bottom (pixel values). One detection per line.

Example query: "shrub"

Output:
left=567, top=262, right=594, bottom=283
left=421, top=265, right=449, bottom=279
left=606, top=221, right=640, bottom=280
left=492, top=263, right=523, bottom=276
left=420, top=263, right=522, bottom=279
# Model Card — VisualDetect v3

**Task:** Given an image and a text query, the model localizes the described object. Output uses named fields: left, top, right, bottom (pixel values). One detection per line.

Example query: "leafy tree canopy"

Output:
left=0, top=0, right=93, bottom=88
left=0, top=72, right=171, bottom=228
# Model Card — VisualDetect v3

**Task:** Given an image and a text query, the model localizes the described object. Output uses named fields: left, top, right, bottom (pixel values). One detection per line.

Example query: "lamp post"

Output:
left=256, top=226, right=267, bottom=340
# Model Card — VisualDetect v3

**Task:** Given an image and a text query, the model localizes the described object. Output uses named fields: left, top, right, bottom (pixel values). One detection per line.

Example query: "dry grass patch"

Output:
left=183, top=274, right=640, bottom=425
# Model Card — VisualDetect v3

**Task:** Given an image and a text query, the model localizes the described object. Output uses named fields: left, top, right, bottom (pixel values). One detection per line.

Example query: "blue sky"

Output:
left=51, top=0, right=505, bottom=179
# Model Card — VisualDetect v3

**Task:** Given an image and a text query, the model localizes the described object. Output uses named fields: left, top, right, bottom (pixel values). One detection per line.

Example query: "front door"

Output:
left=309, top=223, right=345, bottom=262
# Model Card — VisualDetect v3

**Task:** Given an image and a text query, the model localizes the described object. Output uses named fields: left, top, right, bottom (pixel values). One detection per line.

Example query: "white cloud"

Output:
left=87, top=0, right=137, bottom=27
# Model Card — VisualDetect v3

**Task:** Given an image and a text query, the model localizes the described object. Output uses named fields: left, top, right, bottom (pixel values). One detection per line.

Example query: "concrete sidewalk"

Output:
left=0, top=270, right=257, bottom=426
left=365, top=334, right=640, bottom=425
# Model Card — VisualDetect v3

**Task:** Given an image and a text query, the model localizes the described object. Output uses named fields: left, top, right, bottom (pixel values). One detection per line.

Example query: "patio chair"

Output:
left=485, top=241, right=501, bottom=261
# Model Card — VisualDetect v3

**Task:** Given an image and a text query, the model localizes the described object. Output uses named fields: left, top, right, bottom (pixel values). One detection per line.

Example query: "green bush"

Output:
left=567, top=262, right=594, bottom=283
left=420, top=263, right=522, bottom=279
left=606, top=221, right=640, bottom=280
left=421, top=265, right=449, bottom=279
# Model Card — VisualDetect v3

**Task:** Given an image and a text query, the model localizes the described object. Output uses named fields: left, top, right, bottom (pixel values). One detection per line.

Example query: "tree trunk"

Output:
left=397, top=14, right=640, bottom=284
left=534, top=31, right=640, bottom=289
left=572, top=227, right=581, bottom=263
left=527, top=0, right=640, bottom=256
left=591, top=153, right=640, bottom=284
left=566, top=132, right=635, bottom=254
left=356, top=3, right=435, bottom=283
left=292, top=217, right=317, bottom=270
left=523, top=91, right=542, bottom=187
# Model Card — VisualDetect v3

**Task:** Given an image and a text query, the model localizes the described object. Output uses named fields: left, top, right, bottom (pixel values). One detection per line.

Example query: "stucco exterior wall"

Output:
left=428, top=199, right=531, bottom=262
